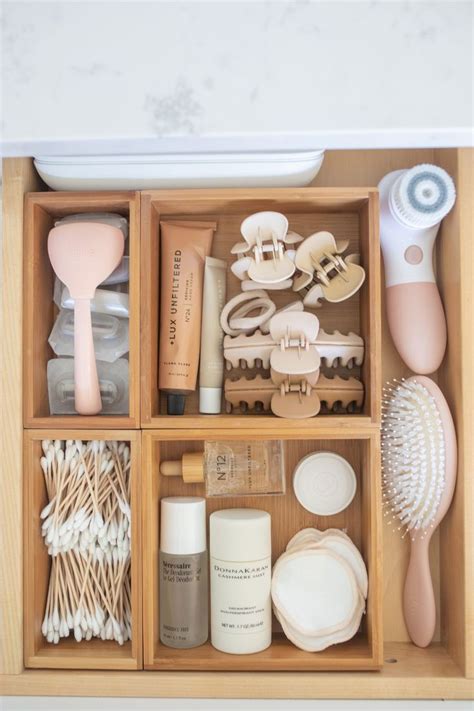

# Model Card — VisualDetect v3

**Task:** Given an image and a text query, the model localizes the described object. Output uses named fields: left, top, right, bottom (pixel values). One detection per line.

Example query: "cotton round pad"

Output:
left=314, top=534, right=368, bottom=598
left=274, top=597, right=365, bottom=652
left=293, top=452, right=357, bottom=515
left=272, top=549, right=360, bottom=637
left=272, top=528, right=368, bottom=652
left=286, top=527, right=352, bottom=552
left=320, top=527, right=352, bottom=543
left=286, top=528, right=324, bottom=551
left=282, top=540, right=367, bottom=598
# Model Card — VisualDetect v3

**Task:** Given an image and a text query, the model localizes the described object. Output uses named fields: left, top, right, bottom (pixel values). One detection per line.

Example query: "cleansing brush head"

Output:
left=389, top=163, right=456, bottom=229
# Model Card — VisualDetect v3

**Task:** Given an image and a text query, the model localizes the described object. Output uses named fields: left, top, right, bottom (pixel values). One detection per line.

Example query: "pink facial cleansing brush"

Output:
left=379, top=164, right=456, bottom=374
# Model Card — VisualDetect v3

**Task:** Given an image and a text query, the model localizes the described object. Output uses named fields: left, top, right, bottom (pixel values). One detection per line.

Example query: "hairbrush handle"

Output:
left=74, top=298, right=102, bottom=415
left=403, top=535, right=436, bottom=648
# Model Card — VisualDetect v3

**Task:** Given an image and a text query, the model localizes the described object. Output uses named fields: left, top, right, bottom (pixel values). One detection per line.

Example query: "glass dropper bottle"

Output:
left=160, top=440, right=285, bottom=498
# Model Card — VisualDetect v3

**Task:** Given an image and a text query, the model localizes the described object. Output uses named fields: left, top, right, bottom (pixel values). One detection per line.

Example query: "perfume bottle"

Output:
left=160, top=440, right=285, bottom=497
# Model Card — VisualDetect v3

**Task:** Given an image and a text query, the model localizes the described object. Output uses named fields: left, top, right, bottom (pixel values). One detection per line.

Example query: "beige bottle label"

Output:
left=211, top=556, right=271, bottom=637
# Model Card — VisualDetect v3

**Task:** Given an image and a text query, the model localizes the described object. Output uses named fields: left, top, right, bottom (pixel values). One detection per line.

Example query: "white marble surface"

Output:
left=1, top=0, right=473, bottom=155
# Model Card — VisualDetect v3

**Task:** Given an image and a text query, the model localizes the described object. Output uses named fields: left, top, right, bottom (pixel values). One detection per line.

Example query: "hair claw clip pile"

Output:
left=223, top=311, right=364, bottom=418
left=220, top=210, right=367, bottom=418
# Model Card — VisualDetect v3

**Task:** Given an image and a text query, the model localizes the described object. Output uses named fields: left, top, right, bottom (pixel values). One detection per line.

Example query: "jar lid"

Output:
left=293, top=452, right=357, bottom=516
left=210, top=508, right=271, bottom=562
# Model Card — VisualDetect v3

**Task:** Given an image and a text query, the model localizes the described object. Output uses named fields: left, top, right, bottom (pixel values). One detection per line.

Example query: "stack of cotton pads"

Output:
left=271, top=528, right=368, bottom=652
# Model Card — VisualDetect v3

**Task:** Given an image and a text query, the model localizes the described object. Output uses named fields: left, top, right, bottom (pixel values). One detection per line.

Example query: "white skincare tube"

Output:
left=199, top=257, right=227, bottom=414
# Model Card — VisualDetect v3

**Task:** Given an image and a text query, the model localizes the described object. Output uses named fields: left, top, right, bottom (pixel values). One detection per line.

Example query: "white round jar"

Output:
left=210, top=509, right=272, bottom=654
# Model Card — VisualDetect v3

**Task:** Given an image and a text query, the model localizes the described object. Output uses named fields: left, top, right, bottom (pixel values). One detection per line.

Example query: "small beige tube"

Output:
left=199, top=257, right=227, bottom=413
left=159, top=220, right=216, bottom=415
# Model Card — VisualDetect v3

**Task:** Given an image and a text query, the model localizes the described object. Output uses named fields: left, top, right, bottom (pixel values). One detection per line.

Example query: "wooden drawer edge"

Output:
left=2, top=643, right=473, bottom=699
left=1, top=674, right=473, bottom=700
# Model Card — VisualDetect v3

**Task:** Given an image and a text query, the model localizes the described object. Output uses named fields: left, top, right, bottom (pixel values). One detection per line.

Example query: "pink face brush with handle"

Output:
left=48, top=222, right=125, bottom=415
left=382, top=376, right=457, bottom=647
left=379, top=164, right=456, bottom=374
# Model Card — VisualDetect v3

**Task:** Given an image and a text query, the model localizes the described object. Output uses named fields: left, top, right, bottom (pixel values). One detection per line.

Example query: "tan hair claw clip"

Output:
left=224, top=373, right=364, bottom=417
left=269, top=312, right=321, bottom=377
left=223, top=312, right=364, bottom=371
left=230, top=212, right=303, bottom=286
left=293, top=231, right=365, bottom=307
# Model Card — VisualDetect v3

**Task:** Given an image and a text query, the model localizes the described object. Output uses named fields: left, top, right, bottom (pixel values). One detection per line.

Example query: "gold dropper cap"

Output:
left=160, top=452, right=205, bottom=484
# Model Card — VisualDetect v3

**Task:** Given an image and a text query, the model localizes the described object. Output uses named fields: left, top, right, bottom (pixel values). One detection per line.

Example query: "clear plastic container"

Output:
left=47, top=357, right=129, bottom=414
left=101, top=256, right=129, bottom=286
left=54, top=279, right=130, bottom=318
left=48, top=309, right=129, bottom=363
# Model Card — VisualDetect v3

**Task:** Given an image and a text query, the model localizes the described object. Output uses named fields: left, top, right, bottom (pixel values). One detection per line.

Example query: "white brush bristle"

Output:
left=381, top=378, right=445, bottom=540
left=390, top=163, right=456, bottom=229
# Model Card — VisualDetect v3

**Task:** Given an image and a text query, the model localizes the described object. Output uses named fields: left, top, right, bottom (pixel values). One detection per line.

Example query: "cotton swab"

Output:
left=40, top=439, right=132, bottom=645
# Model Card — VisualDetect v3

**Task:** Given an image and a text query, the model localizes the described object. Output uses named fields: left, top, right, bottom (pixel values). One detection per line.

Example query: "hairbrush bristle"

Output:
left=381, top=378, right=445, bottom=541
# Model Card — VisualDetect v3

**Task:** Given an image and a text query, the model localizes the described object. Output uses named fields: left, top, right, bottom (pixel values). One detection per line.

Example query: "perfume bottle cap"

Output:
left=160, top=453, right=205, bottom=484
left=210, top=509, right=271, bottom=562
left=160, top=497, right=206, bottom=555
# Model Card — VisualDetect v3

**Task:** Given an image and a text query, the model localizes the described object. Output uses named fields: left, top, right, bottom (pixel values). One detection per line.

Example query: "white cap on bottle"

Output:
left=210, top=509, right=271, bottom=562
left=199, top=387, right=222, bottom=414
left=160, top=497, right=206, bottom=555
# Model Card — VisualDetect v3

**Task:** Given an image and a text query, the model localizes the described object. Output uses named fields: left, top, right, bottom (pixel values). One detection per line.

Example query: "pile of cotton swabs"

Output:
left=40, top=439, right=132, bottom=645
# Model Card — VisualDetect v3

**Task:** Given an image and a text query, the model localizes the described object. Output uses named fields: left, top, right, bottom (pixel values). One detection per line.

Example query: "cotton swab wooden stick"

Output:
left=40, top=439, right=132, bottom=645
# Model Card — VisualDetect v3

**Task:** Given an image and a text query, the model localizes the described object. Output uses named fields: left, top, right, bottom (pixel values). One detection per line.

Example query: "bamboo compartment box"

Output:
left=141, top=187, right=380, bottom=428
left=23, top=191, right=141, bottom=430
left=1, top=150, right=473, bottom=700
left=23, top=430, right=143, bottom=671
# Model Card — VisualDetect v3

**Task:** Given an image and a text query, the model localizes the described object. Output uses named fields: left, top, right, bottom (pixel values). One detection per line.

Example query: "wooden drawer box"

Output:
left=23, top=191, right=141, bottom=429
left=140, top=188, right=381, bottom=429
left=1, top=150, right=473, bottom=699
left=23, top=429, right=142, bottom=670
left=142, top=429, right=382, bottom=671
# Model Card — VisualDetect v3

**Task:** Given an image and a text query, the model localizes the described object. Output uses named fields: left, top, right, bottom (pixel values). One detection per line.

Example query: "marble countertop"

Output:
left=2, top=1, right=473, bottom=156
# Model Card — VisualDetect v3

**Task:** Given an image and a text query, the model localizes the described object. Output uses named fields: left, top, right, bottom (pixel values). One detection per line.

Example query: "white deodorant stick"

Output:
left=210, top=509, right=271, bottom=654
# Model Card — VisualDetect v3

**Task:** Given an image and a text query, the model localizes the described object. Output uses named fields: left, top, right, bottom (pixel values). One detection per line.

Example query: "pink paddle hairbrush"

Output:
left=382, top=376, right=457, bottom=647
left=48, top=222, right=125, bottom=415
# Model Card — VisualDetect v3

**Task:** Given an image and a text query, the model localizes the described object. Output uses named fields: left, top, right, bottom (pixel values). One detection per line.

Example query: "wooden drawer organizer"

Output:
left=23, top=191, right=141, bottom=429
left=23, top=430, right=143, bottom=670
left=1, top=150, right=473, bottom=700
left=142, top=429, right=381, bottom=671
left=141, top=188, right=380, bottom=428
